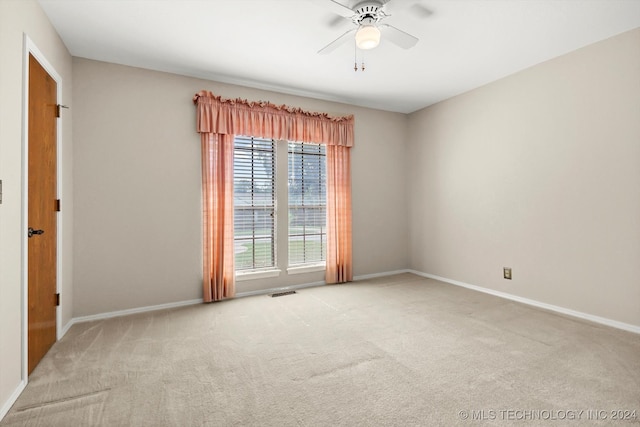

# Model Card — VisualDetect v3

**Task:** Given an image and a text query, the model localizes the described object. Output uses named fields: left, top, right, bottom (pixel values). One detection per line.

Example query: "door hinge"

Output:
left=55, top=293, right=60, bottom=306
left=55, top=199, right=61, bottom=212
left=56, top=104, right=69, bottom=118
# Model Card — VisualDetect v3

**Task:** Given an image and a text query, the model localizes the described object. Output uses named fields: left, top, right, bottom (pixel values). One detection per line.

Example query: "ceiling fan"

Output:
left=314, top=0, right=424, bottom=54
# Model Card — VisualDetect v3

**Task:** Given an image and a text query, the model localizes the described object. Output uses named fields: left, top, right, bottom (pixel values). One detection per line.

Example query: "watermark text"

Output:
left=457, top=409, right=637, bottom=422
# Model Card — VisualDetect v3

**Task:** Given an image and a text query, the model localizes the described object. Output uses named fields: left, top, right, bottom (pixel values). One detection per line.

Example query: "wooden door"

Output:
left=27, top=53, right=58, bottom=375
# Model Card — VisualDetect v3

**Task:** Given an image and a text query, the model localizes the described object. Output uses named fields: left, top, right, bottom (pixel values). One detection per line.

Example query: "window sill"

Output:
left=236, top=269, right=281, bottom=281
left=287, top=263, right=326, bottom=275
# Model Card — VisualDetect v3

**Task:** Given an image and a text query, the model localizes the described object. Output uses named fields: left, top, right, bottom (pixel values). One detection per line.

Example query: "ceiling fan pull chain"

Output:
left=354, top=41, right=358, bottom=71
left=353, top=41, right=366, bottom=72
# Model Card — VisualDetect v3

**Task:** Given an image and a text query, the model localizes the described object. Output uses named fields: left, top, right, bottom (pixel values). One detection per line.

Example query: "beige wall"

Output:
left=3, top=6, right=636, bottom=418
left=0, top=0, right=73, bottom=417
left=72, top=58, right=409, bottom=316
left=407, top=28, right=640, bottom=326
left=0, top=5, right=637, bottom=419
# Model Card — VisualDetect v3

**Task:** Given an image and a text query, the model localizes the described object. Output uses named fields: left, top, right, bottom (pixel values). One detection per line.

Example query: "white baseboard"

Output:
left=69, top=298, right=203, bottom=327
left=408, top=270, right=640, bottom=335
left=354, top=269, right=411, bottom=281
left=236, top=280, right=326, bottom=298
left=0, top=380, right=26, bottom=422
left=59, top=318, right=74, bottom=339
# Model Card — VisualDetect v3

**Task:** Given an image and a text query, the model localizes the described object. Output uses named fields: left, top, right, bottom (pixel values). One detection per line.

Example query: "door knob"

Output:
left=28, top=227, right=44, bottom=238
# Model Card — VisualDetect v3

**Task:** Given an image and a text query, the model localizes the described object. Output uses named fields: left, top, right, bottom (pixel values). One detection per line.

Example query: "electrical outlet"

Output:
left=503, top=267, right=512, bottom=280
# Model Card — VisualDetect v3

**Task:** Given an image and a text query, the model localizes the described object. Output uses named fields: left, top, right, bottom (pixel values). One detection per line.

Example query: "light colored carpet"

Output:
left=2, top=273, right=639, bottom=426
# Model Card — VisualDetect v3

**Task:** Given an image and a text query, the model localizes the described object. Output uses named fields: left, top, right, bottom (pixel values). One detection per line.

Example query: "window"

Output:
left=233, top=136, right=275, bottom=271
left=233, top=137, right=327, bottom=275
left=288, top=142, right=327, bottom=266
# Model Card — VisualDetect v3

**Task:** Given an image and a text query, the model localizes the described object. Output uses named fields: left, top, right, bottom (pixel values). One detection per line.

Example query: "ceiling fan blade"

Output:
left=383, top=1, right=433, bottom=19
left=328, top=14, right=352, bottom=29
left=318, top=28, right=356, bottom=54
left=409, top=3, right=434, bottom=19
left=308, top=0, right=354, bottom=18
left=379, top=24, right=419, bottom=49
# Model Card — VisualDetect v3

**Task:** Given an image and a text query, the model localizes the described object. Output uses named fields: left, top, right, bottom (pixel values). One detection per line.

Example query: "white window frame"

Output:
left=233, top=138, right=327, bottom=280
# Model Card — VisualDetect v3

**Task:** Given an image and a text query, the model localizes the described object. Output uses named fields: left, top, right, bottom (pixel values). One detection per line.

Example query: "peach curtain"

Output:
left=201, top=133, right=235, bottom=302
left=194, top=91, right=354, bottom=293
left=193, top=91, right=354, bottom=147
left=326, top=145, right=353, bottom=284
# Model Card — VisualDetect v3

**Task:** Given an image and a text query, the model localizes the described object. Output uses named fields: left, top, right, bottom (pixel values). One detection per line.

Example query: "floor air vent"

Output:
left=270, top=290, right=297, bottom=298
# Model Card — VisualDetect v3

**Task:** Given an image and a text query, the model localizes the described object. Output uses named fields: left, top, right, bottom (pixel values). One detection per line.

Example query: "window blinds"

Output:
left=233, top=136, right=276, bottom=270
left=288, top=142, right=327, bottom=266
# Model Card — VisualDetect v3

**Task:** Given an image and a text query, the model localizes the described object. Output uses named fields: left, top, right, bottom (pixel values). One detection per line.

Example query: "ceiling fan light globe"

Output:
left=355, top=25, right=381, bottom=50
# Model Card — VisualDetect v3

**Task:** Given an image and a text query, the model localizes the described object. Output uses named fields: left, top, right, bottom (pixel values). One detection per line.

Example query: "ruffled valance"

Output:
left=193, top=90, right=354, bottom=147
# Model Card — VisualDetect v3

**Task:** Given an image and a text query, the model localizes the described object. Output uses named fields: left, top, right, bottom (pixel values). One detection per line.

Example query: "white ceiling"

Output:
left=39, top=0, right=640, bottom=114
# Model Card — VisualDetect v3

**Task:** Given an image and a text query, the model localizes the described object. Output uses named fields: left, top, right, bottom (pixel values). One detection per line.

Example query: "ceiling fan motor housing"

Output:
left=317, top=0, right=419, bottom=55
left=352, top=1, right=388, bottom=26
